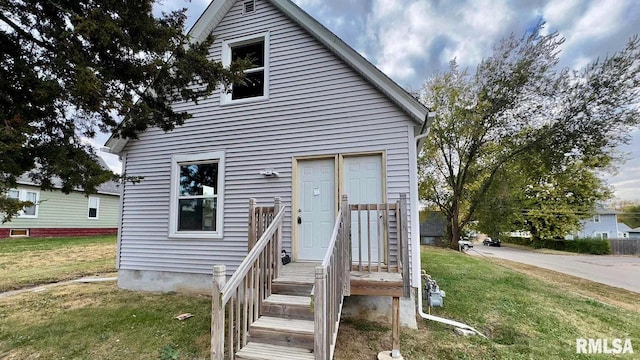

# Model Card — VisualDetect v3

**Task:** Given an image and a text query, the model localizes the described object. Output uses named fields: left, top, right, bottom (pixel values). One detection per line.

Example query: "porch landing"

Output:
left=277, top=262, right=404, bottom=297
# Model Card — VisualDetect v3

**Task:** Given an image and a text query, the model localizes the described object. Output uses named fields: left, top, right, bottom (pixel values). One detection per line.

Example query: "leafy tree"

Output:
left=1, top=1, right=246, bottom=221
left=618, top=203, right=640, bottom=229
left=419, top=24, right=640, bottom=249
left=474, top=155, right=610, bottom=241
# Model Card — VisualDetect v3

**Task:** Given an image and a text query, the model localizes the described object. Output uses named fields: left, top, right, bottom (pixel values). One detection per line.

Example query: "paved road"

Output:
left=469, top=245, right=640, bottom=293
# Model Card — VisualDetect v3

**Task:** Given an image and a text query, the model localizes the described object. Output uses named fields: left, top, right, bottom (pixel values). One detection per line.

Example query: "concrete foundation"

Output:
left=119, top=269, right=419, bottom=330
left=118, top=269, right=212, bottom=295
left=341, top=293, right=418, bottom=329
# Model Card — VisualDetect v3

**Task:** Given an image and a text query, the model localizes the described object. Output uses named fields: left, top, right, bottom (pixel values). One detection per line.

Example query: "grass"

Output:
left=1, top=240, right=638, bottom=359
left=0, top=235, right=116, bottom=292
left=335, top=246, right=640, bottom=359
left=0, top=282, right=211, bottom=360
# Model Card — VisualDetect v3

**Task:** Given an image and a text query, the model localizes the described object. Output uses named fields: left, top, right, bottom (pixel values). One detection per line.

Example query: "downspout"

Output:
left=413, top=111, right=487, bottom=338
left=415, top=111, right=436, bottom=151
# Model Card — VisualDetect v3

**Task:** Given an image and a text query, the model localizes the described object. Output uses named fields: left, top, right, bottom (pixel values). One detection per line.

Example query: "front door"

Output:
left=344, top=155, right=383, bottom=263
left=296, top=158, right=336, bottom=261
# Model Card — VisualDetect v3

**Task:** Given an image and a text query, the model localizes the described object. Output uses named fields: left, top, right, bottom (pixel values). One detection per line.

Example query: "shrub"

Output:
left=501, top=237, right=611, bottom=255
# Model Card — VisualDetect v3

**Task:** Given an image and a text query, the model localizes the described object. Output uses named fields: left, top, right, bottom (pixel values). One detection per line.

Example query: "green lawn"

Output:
left=0, top=282, right=211, bottom=360
left=0, top=235, right=116, bottom=292
left=0, top=241, right=638, bottom=359
left=335, top=247, right=639, bottom=359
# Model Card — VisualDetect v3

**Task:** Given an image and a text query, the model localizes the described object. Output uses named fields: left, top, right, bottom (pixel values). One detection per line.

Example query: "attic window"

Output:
left=222, top=32, right=270, bottom=104
left=243, top=0, right=255, bottom=14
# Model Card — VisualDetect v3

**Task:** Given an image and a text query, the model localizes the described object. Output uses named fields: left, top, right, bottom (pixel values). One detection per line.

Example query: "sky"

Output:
left=97, top=0, right=640, bottom=201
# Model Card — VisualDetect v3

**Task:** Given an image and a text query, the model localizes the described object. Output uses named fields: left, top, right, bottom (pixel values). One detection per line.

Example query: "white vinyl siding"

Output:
left=118, top=0, right=416, bottom=278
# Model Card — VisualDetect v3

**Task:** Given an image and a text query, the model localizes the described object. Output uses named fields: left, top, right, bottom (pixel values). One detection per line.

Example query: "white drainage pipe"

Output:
left=417, top=272, right=487, bottom=338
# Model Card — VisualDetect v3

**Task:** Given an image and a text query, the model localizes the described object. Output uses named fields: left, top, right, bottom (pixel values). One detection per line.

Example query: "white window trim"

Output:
left=221, top=32, right=270, bottom=105
left=10, top=229, right=29, bottom=237
left=593, top=214, right=600, bottom=223
left=88, top=196, right=100, bottom=219
left=8, top=189, right=39, bottom=219
left=169, top=151, right=225, bottom=239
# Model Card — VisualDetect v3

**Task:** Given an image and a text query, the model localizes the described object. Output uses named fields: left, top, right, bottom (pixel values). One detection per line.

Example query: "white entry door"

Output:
left=344, top=155, right=383, bottom=263
left=296, top=159, right=336, bottom=261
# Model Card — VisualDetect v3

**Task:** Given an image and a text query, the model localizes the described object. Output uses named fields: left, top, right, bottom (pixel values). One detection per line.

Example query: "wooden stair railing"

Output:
left=313, top=195, right=351, bottom=360
left=211, top=198, right=284, bottom=360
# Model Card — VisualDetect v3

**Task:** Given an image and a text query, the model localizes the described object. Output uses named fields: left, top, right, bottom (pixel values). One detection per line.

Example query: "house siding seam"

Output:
left=117, top=0, right=415, bottom=279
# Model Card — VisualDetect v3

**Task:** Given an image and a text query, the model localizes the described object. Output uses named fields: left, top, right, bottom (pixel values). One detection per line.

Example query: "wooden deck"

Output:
left=278, top=262, right=404, bottom=297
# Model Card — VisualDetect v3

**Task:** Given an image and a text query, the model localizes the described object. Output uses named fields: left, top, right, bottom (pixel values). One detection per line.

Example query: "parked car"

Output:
left=483, top=237, right=501, bottom=247
left=459, top=239, right=474, bottom=251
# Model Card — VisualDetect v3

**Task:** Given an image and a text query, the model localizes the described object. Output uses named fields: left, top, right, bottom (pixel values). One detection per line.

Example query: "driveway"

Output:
left=469, top=245, right=640, bottom=293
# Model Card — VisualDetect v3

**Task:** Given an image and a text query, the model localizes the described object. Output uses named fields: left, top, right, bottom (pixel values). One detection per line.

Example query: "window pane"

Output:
left=8, top=190, right=19, bottom=199
left=178, top=198, right=217, bottom=231
left=89, top=208, right=98, bottom=218
left=89, top=197, right=99, bottom=208
left=23, top=192, right=37, bottom=216
left=180, top=163, right=218, bottom=196
left=232, top=41, right=264, bottom=67
left=232, top=70, right=264, bottom=100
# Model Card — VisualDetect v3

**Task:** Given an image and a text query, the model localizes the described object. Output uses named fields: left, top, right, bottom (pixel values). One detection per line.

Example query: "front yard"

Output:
left=0, top=237, right=638, bottom=359
left=0, top=235, right=116, bottom=292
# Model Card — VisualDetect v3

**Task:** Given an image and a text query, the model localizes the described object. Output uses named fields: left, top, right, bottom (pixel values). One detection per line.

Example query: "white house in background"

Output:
left=105, top=0, right=428, bottom=332
left=573, top=206, right=621, bottom=239
left=617, top=222, right=631, bottom=238
left=629, top=227, right=640, bottom=239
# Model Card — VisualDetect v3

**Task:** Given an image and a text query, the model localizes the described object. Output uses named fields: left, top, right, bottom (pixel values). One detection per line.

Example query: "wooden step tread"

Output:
left=251, top=316, right=314, bottom=334
left=273, top=276, right=315, bottom=285
left=236, top=342, right=314, bottom=360
left=264, top=294, right=311, bottom=306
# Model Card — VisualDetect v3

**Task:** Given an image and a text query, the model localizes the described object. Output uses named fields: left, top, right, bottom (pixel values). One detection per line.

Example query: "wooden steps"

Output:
left=262, top=294, right=313, bottom=320
left=236, top=263, right=317, bottom=359
left=271, top=262, right=316, bottom=296
left=248, top=316, right=314, bottom=349
left=271, top=278, right=314, bottom=296
left=236, top=342, right=314, bottom=360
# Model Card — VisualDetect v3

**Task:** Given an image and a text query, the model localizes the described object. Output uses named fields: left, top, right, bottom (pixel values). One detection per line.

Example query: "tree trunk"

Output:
left=449, top=199, right=461, bottom=250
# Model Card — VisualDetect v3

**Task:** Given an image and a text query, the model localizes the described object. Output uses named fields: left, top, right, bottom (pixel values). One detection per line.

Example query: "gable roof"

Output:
left=106, top=0, right=429, bottom=154
left=16, top=156, right=120, bottom=195
left=618, top=222, right=632, bottom=232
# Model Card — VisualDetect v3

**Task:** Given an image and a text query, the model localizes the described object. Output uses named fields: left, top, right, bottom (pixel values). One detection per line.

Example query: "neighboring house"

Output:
left=419, top=211, right=446, bottom=246
left=1, top=159, right=120, bottom=239
left=629, top=227, right=640, bottom=239
left=618, top=222, right=631, bottom=238
left=574, top=206, right=621, bottom=239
